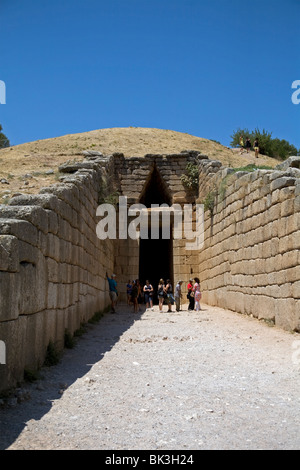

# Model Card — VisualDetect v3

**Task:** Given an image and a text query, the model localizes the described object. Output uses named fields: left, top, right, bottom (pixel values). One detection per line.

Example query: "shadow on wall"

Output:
left=0, top=305, right=145, bottom=450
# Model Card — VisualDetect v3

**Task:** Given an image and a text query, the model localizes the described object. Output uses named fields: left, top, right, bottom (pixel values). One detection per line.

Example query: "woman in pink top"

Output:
left=193, top=277, right=202, bottom=311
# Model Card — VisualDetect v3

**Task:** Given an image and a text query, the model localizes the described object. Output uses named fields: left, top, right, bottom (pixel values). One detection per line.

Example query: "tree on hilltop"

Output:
left=0, top=124, right=10, bottom=148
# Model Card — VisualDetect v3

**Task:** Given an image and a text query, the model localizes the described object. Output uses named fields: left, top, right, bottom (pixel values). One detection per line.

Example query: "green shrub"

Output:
left=203, top=190, right=216, bottom=216
left=44, top=341, right=60, bottom=367
left=24, top=368, right=39, bottom=383
left=88, top=310, right=105, bottom=324
left=64, top=330, right=75, bottom=349
left=74, top=323, right=87, bottom=337
left=0, top=124, right=9, bottom=148
left=181, top=163, right=199, bottom=192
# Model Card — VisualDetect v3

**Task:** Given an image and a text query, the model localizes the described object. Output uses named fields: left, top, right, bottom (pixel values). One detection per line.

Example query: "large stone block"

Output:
left=270, top=176, right=296, bottom=192
left=45, top=233, right=61, bottom=261
left=0, top=315, right=27, bottom=392
left=23, top=311, right=46, bottom=370
left=0, top=205, right=48, bottom=233
left=0, top=235, right=19, bottom=272
left=292, top=280, right=300, bottom=299
left=47, top=282, right=58, bottom=309
left=43, top=309, right=57, bottom=347
left=281, top=199, right=295, bottom=218
left=256, top=295, right=276, bottom=321
left=56, top=199, right=74, bottom=225
left=18, top=240, right=39, bottom=265
left=59, top=160, right=100, bottom=173
left=281, top=250, right=298, bottom=270
left=275, top=156, right=300, bottom=171
left=19, top=252, right=47, bottom=315
left=8, top=193, right=58, bottom=211
left=0, top=271, right=21, bottom=321
left=46, top=209, right=59, bottom=235
left=294, top=195, right=300, bottom=213
left=0, top=218, right=38, bottom=246
left=275, top=298, right=299, bottom=331
left=47, top=257, right=60, bottom=283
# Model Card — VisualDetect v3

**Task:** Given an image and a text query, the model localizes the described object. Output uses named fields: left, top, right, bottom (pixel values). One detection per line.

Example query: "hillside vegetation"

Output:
left=0, top=127, right=281, bottom=202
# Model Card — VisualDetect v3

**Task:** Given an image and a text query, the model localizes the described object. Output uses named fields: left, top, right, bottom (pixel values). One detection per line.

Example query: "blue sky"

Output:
left=0, top=0, right=299, bottom=149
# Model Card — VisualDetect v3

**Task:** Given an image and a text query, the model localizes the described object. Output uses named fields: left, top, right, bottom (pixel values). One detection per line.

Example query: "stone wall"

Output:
left=197, top=157, right=300, bottom=332
left=0, top=157, right=114, bottom=392
left=1, top=149, right=299, bottom=393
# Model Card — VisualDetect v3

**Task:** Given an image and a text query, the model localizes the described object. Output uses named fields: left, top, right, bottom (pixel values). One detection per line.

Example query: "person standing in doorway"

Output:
left=136, top=279, right=143, bottom=312
left=157, top=279, right=165, bottom=313
left=131, top=280, right=139, bottom=313
left=106, top=272, right=118, bottom=313
left=143, top=280, right=154, bottom=311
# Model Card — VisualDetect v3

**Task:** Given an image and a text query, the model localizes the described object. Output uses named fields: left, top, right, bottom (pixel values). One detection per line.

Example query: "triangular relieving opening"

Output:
left=139, top=165, right=172, bottom=207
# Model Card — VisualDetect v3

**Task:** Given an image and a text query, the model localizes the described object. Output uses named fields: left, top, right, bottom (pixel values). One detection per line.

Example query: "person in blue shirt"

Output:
left=126, top=280, right=133, bottom=305
left=106, top=272, right=118, bottom=313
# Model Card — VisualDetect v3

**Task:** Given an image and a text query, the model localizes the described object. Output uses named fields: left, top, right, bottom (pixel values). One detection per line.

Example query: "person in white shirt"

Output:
left=175, top=280, right=183, bottom=312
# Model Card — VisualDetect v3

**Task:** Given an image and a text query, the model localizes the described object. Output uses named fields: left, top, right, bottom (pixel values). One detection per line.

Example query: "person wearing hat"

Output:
left=106, top=272, right=118, bottom=313
left=175, top=280, right=183, bottom=312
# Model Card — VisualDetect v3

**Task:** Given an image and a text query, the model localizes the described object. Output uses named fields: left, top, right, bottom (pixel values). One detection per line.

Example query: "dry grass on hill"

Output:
left=0, top=127, right=280, bottom=202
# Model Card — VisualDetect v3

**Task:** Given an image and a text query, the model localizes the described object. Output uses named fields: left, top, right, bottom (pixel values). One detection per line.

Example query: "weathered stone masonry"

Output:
left=0, top=151, right=299, bottom=393
left=197, top=157, right=300, bottom=332
left=0, top=159, right=115, bottom=392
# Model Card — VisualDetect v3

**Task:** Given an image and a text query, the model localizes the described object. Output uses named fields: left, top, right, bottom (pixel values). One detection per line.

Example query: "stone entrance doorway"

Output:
left=139, top=228, right=173, bottom=304
left=112, top=151, right=201, bottom=302
left=138, top=165, right=173, bottom=303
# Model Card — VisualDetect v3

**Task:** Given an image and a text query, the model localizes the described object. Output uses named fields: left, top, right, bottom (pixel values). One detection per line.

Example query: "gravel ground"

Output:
left=0, top=303, right=299, bottom=450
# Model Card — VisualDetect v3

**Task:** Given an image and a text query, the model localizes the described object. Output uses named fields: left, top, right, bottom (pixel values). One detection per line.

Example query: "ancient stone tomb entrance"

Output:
left=138, top=165, right=173, bottom=303
left=112, top=152, right=200, bottom=302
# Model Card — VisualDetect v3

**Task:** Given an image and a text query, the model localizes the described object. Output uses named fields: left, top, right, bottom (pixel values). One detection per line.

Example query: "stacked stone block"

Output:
left=0, top=157, right=114, bottom=392
left=197, top=159, right=300, bottom=332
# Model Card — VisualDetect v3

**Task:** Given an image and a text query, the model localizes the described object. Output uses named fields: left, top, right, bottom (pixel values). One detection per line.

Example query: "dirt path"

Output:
left=0, top=303, right=299, bottom=450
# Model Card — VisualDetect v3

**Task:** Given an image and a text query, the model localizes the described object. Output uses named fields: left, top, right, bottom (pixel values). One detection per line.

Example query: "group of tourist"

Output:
left=107, top=273, right=202, bottom=314
left=239, top=135, right=259, bottom=158
left=126, top=279, right=152, bottom=314
left=157, top=279, right=176, bottom=313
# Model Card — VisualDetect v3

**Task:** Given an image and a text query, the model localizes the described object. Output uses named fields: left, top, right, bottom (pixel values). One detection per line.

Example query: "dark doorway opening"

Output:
left=139, top=231, right=173, bottom=304
left=138, top=166, right=173, bottom=304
